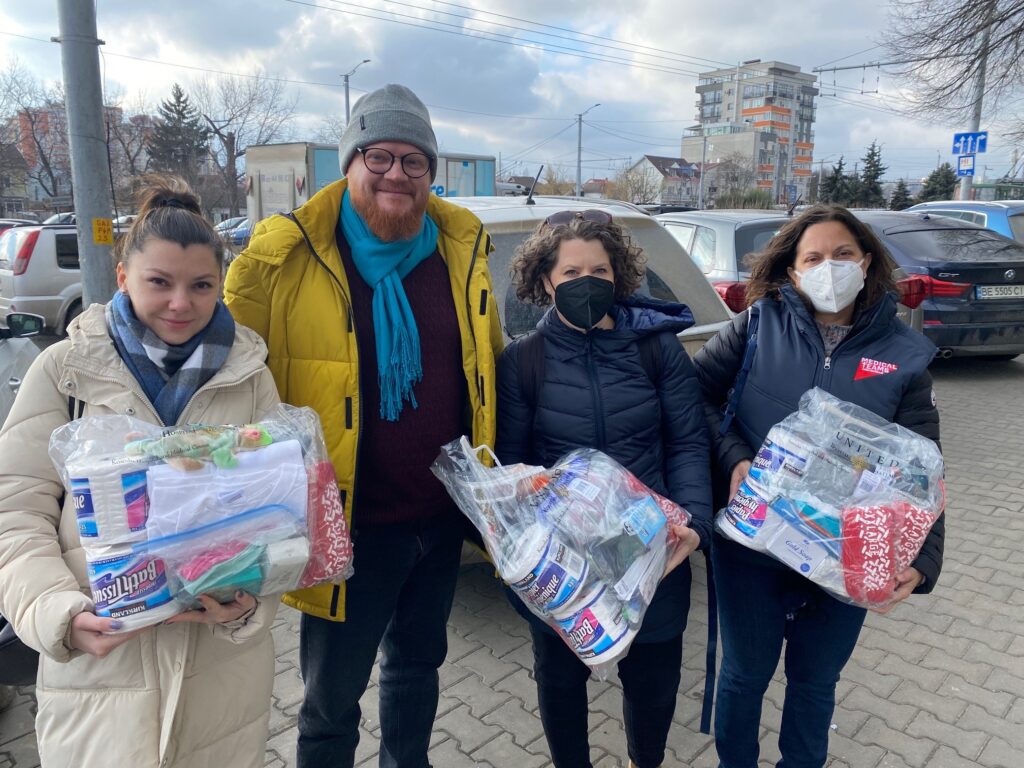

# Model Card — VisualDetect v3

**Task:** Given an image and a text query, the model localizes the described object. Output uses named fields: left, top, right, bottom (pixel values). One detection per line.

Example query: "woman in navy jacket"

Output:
left=496, top=210, right=712, bottom=768
left=693, top=205, right=944, bottom=768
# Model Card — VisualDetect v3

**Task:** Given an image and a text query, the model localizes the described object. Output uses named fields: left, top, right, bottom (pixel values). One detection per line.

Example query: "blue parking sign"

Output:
left=957, top=154, right=976, bottom=177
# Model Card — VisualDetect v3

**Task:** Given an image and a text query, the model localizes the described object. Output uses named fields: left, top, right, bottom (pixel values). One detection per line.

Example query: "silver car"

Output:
left=447, top=195, right=732, bottom=356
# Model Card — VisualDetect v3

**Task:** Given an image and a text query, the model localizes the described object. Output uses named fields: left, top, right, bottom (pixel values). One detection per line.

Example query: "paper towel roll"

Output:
left=67, top=454, right=151, bottom=545
left=86, top=546, right=181, bottom=631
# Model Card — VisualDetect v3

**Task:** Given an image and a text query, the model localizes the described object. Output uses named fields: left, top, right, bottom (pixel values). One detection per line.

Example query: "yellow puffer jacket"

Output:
left=225, top=179, right=503, bottom=621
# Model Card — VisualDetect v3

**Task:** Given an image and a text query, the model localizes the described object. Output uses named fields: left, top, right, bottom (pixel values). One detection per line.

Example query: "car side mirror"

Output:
left=5, top=312, right=45, bottom=338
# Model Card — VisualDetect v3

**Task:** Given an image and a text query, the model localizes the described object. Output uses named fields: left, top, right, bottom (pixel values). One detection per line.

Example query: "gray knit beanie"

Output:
left=338, top=84, right=438, bottom=180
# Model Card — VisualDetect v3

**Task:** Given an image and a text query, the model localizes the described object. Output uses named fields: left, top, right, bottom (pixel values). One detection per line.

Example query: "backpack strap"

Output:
left=719, top=301, right=762, bottom=437
left=636, top=332, right=663, bottom=384
left=516, top=331, right=547, bottom=411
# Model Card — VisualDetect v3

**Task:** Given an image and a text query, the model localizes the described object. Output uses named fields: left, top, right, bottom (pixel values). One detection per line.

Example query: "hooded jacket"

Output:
left=497, top=298, right=712, bottom=641
left=0, top=304, right=282, bottom=768
left=224, top=178, right=504, bottom=621
left=694, top=286, right=944, bottom=590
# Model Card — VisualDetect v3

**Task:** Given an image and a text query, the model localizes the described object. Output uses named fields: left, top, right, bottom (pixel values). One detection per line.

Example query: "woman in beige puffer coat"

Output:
left=0, top=178, right=282, bottom=768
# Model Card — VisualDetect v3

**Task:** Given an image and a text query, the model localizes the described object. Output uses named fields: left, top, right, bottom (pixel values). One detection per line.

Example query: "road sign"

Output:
left=952, top=131, right=988, bottom=155
left=957, top=154, right=976, bottom=177
left=786, top=184, right=798, bottom=204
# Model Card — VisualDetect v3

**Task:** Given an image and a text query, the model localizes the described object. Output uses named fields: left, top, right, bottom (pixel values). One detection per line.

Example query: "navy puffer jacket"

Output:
left=497, top=297, right=712, bottom=642
left=694, top=285, right=945, bottom=591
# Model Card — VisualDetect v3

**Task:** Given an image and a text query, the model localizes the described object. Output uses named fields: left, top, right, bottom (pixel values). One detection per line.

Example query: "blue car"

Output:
left=907, top=200, right=1024, bottom=243
left=227, top=218, right=252, bottom=248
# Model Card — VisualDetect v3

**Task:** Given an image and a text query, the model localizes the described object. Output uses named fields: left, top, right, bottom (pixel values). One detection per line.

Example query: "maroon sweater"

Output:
left=337, top=231, right=466, bottom=526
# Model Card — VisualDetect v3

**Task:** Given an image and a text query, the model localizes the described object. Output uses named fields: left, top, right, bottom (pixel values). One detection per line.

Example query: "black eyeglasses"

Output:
left=543, top=209, right=613, bottom=228
left=356, top=147, right=433, bottom=178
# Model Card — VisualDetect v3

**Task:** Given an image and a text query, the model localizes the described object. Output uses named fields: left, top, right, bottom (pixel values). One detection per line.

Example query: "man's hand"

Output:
left=69, top=612, right=143, bottom=658
left=663, top=524, right=701, bottom=577
left=871, top=567, right=925, bottom=614
left=729, top=459, right=752, bottom=502
left=164, top=591, right=258, bottom=626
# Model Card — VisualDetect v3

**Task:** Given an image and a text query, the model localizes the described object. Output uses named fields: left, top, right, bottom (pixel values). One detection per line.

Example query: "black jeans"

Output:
left=712, top=538, right=867, bottom=768
left=297, top=511, right=463, bottom=768
left=531, top=624, right=683, bottom=768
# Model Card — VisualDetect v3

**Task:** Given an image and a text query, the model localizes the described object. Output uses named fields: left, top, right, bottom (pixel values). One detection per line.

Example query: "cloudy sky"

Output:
left=1, top=0, right=1017, bottom=184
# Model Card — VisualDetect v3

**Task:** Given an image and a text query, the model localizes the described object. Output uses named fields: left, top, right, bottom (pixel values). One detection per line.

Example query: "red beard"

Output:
left=350, top=182, right=428, bottom=241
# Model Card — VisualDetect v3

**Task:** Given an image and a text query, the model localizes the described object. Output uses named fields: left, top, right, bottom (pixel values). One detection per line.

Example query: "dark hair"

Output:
left=511, top=217, right=646, bottom=306
left=118, top=175, right=226, bottom=268
left=745, top=204, right=897, bottom=310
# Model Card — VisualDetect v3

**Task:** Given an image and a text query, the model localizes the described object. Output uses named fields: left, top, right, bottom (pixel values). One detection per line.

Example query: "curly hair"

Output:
left=745, top=204, right=897, bottom=310
left=511, top=217, right=646, bottom=306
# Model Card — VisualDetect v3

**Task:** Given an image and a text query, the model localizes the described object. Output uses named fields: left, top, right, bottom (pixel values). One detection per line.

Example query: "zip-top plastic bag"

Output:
left=432, top=437, right=691, bottom=678
left=716, top=387, right=944, bottom=608
left=49, top=404, right=353, bottom=630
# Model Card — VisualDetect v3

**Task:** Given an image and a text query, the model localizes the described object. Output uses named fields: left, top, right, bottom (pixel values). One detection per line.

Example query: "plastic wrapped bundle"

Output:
left=432, top=437, right=691, bottom=678
left=49, top=404, right=353, bottom=630
left=716, top=388, right=944, bottom=608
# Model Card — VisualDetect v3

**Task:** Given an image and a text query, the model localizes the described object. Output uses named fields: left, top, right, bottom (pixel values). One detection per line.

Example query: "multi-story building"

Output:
left=681, top=60, right=818, bottom=205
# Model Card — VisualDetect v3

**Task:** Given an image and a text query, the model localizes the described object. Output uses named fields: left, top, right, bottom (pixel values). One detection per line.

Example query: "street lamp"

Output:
left=687, top=124, right=708, bottom=209
left=576, top=103, right=600, bottom=197
left=342, top=59, right=371, bottom=125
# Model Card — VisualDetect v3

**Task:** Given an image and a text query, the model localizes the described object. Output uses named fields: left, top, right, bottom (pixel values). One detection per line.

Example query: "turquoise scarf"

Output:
left=340, top=190, right=439, bottom=421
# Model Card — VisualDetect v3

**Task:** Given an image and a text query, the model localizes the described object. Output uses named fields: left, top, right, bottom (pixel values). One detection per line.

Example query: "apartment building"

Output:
left=681, top=60, right=818, bottom=204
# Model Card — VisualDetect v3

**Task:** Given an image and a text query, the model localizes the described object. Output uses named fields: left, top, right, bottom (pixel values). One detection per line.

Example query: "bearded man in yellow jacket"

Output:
left=225, top=84, right=502, bottom=768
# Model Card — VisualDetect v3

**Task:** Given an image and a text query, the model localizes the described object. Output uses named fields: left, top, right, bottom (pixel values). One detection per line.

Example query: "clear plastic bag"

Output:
left=716, top=387, right=944, bottom=608
left=49, top=404, right=353, bottom=630
left=432, top=437, right=691, bottom=678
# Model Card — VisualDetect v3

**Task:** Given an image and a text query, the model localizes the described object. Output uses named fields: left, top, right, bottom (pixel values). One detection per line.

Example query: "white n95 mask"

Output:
left=794, top=259, right=865, bottom=314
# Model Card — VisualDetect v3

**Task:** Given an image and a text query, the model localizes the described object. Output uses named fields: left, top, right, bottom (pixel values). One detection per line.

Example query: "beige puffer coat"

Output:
left=0, top=304, right=282, bottom=768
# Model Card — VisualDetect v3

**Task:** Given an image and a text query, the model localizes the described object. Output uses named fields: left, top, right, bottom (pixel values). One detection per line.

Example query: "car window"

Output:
left=490, top=217, right=723, bottom=339
left=662, top=222, right=695, bottom=254
left=1009, top=214, right=1024, bottom=244
left=0, top=229, right=23, bottom=270
left=56, top=233, right=80, bottom=269
left=690, top=226, right=717, bottom=274
left=885, top=228, right=1024, bottom=262
left=735, top=222, right=783, bottom=271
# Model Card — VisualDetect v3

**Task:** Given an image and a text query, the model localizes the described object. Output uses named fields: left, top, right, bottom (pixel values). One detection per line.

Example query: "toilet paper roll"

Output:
left=67, top=454, right=151, bottom=545
left=86, top=546, right=181, bottom=631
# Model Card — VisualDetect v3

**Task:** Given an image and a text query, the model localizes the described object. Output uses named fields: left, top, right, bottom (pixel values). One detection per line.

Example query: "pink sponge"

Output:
left=840, top=504, right=898, bottom=605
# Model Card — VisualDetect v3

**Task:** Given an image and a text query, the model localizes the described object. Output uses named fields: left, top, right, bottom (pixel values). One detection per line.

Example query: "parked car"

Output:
left=854, top=211, right=1024, bottom=359
left=0, top=224, right=89, bottom=334
left=0, top=312, right=45, bottom=424
left=227, top=218, right=252, bottom=248
left=113, top=214, right=137, bottom=226
left=446, top=195, right=732, bottom=354
left=0, top=219, right=36, bottom=236
left=907, top=200, right=1024, bottom=244
left=42, top=212, right=76, bottom=225
left=215, top=216, right=247, bottom=235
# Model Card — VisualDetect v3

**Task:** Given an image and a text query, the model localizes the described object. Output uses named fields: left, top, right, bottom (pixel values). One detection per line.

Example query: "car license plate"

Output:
left=976, top=284, right=1024, bottom=300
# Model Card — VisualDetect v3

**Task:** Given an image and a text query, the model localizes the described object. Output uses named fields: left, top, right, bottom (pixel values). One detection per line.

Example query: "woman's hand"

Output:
left=69, top=612, right=143, bottom=658
left=729, top=459, right=752, bottom=501
left=871, top=568, right=925, bottom=614
left=164, top=591, right=258, bottom=626
left=663, top=524, right=701, bottom=577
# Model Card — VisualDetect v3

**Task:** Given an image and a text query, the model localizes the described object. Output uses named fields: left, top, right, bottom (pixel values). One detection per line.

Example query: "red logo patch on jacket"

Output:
left=854, top=357, right=899, bottom=381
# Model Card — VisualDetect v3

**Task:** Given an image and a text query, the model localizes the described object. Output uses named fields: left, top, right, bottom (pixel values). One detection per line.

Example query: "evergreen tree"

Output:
left=917, top=163, right=958, bottom=202
left=889, top=179, right=913, bottom=210
left=857, top=141, right=887, bottom=207
left=819, top=156, right=847, bottom=204
left=147, top=83, right=209, bottom=188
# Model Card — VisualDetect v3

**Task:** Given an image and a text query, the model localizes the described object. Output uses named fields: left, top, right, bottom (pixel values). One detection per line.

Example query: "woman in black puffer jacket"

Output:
left=496, top=210, right=712, bottom=768
left=693, top=204, right=944, bottom=768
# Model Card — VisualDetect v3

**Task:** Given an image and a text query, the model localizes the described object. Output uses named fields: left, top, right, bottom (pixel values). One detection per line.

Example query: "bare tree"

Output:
left=612, top=160, right=662, bottom=205
left=193, top=73, right=297, bottom=216
left=882, top=0, right=1024, bottom=129
left=536, top=165, right=575, bottom=195
left=15, top=81, right=72, bottom=202
left=713, top=152, right=757, bottom=197
left=313, top=114, right=345, bottom=145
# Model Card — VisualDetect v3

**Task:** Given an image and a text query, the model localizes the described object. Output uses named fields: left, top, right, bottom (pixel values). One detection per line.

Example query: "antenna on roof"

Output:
left=525, top=165, right=544, bottom=206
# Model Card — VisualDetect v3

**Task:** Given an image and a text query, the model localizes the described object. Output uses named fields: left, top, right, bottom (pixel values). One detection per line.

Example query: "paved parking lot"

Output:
left=1, top=356, right=1022, bottom=767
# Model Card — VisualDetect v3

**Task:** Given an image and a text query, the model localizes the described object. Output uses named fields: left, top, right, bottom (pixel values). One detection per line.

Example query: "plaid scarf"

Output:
left=105, top=291, right=236, bottom=425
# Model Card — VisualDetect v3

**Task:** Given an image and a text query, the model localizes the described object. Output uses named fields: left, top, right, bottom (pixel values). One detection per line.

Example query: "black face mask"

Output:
left=553, top=275, right=616, bottom=331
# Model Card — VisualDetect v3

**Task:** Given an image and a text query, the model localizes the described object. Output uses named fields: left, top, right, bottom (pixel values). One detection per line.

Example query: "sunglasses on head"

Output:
left=542, top=209, right=613, bottom=228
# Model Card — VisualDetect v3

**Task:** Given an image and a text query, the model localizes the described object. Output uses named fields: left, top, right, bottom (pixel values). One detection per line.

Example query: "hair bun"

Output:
left=135, top=175, right=202, bottom=217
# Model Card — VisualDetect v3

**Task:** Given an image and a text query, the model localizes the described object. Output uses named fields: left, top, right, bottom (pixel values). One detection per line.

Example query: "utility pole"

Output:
left=575, top=103, right=600, bottom=198
left=960, top=1, right=993, bottom=201
left=55, top=0, right=116, bottom=306
left=698, top=134, right=708, bottom=209
left=343, top=59, right=371, bottom=126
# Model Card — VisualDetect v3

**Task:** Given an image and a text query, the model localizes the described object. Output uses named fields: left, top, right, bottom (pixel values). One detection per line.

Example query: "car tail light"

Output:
left=896, top=277, right=926, bottom=309
left=12, top=230, right=40, bottom=276
left=713, top=281, right=748, bottom=313
left=920, top=274, right=971, bottom=299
